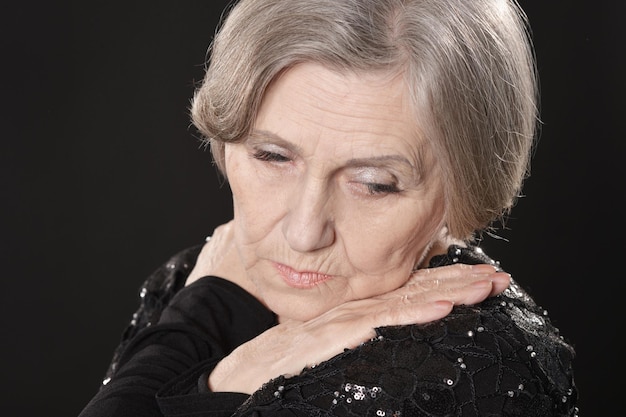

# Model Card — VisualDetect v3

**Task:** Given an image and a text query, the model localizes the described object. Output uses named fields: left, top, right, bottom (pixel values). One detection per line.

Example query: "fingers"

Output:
left=488, top=271, right=511, bottom=295
left=185, top=220, right=237, bottom=286
left=371, top=278, right=503, bottom=329
left=448, top=279, right=495, bottom=306
left=409, top=263, right=497, bottom=284
left=373, top=300, right=454, bottom=327
left=405, top=278, right=492, bottom=307
left=378, top=264, right=510, bottom=314
left=407, top=263, right=510, bottom=295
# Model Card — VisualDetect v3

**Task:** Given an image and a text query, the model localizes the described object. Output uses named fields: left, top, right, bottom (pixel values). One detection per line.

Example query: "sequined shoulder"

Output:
left=101, top=244, right=203, bottom=385
left=234, top=246, right=578, bottom=417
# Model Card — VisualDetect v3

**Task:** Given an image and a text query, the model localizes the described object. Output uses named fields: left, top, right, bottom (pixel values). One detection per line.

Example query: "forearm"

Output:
left=79, top=277, right=276, bottom=417
left=78, top=324, right=217, bottom=417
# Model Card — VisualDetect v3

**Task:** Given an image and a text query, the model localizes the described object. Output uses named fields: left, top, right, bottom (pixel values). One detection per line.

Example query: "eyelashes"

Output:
left=365, top=183, right=401, bottom=195
left=252, top=150, right=291, bottom=163
left=250, top=147, right=402, bottom=196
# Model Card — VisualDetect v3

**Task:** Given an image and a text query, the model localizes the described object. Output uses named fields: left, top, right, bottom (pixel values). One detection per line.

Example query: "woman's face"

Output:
left=224, top=63, right=446, bottom=321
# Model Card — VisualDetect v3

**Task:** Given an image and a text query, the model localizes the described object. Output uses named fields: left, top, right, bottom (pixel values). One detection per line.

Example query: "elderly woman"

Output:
left=79, top=0, right=577, bottom=416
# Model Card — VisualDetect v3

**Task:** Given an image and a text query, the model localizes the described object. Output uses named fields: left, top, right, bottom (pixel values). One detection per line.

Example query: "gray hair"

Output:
left=191, top=0, right=538, bottom=240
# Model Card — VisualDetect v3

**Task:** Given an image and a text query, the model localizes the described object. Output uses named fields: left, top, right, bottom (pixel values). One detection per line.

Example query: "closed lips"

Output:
left=274, top=262, right=332, bottom=288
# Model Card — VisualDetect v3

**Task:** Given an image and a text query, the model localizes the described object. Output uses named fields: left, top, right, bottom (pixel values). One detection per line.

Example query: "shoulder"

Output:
left=101, top=244, right=203, bottom=384
left=234, top=246, right=578, bottom=417
left=236, top=283, right=577, bottom=417
left=372, top=281, right=577, bottom=416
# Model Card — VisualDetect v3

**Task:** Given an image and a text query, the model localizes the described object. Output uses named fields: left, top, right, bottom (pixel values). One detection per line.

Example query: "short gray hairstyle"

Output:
left=191, top=0, right=538, bottom=240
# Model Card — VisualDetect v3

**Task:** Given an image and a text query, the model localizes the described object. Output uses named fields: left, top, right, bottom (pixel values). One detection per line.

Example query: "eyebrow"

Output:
left=248, top=128, right=424, bottom=179
left=248, top=129, right=302, bottom=153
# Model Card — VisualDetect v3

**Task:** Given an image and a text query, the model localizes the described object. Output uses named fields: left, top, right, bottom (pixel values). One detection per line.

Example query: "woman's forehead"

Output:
left=255, top=63, right=429, bottom=150
left=267, top=63, right=410, bottom=106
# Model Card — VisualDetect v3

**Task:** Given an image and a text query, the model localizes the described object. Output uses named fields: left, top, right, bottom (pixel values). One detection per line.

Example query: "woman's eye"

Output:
left=252, top=150, right=291, bottom=163
left=365, top=183, right=401, bottom=195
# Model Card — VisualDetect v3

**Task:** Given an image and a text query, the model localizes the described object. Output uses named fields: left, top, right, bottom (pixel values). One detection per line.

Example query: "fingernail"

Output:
left=471, top=264, right=497, bottom=274
left=471, top=280, right=492, bottom=289
left=432, top=300, right=454, bottom=310
left=490, top=272, right=511, bottom=284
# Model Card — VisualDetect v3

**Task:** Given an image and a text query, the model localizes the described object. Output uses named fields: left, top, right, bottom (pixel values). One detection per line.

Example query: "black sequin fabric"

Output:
left=103, top=244, right=578, bottom=416
left=102, top=244, right=203, bottom=384
left=234, top=246, right=578, bottom=417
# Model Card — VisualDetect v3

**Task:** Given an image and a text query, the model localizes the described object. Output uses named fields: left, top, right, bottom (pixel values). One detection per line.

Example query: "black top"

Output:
left=78, top=244, right=578, bottom=417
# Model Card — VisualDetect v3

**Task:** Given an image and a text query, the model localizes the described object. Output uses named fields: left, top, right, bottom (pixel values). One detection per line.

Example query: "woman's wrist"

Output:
left=208, top=343, right=276, bottom=395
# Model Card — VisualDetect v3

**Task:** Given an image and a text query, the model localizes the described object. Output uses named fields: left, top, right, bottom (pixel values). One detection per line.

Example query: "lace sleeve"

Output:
left=233, top=282, right=578, bottom=417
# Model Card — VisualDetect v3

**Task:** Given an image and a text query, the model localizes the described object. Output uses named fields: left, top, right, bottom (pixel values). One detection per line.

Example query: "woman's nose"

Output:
left=282, top=179, right=335, bottom=253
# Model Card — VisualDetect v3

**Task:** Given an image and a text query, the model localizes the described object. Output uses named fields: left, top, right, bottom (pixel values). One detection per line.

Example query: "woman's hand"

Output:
left=185, top=220, right=243, bottom=287
left=208, top=262, right=510, bottom=394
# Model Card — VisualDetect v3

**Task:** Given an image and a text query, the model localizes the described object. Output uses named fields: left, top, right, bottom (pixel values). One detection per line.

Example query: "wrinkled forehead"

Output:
left=252, top=62, right=438, bottom=175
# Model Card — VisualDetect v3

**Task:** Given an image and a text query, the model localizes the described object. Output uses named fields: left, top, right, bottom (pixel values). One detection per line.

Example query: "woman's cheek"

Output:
left=342, top=224, right=407, bottom=273
left=233, top=174, right=291, bottom=247
left=346, top=214, right=433, bottom=274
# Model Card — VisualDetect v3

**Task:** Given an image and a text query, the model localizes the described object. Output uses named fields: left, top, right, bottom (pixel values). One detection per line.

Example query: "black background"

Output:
left=2, top=1, right=624, bottom=416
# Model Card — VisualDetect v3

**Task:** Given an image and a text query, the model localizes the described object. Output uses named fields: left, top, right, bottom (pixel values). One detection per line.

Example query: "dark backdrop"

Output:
left=2, top=1, right=624, bottom=416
